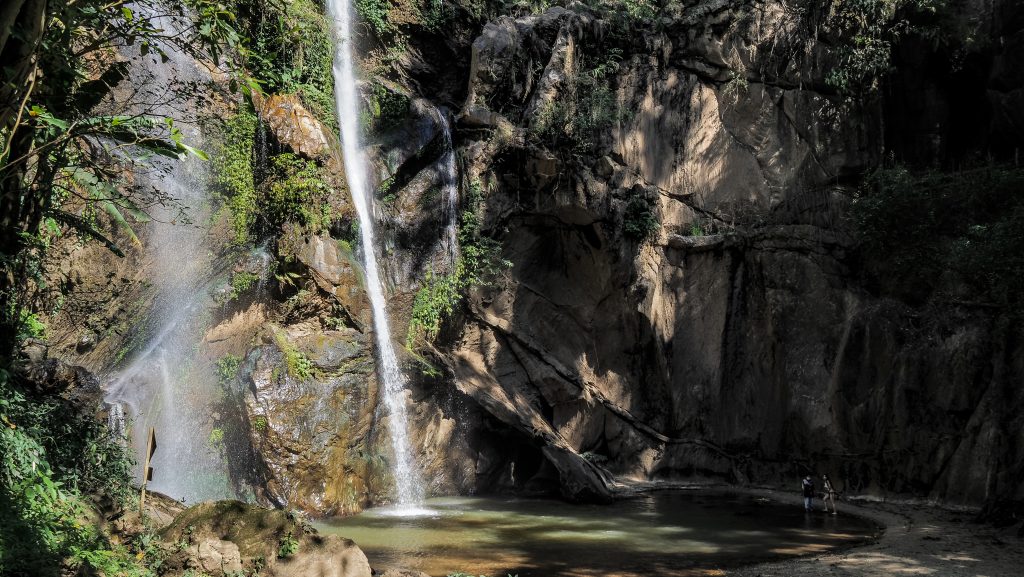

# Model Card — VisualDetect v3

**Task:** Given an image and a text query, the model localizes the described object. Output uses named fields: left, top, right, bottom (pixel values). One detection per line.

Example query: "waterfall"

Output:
left=102, top=8, right=233, bottom=503
left=326, top=0, right=423, bottom=508
left=436, top=110, right=460, bottom=269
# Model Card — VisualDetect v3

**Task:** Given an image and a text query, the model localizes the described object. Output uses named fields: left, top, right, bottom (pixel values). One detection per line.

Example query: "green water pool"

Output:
left=313, top=491, right=879, bottom=577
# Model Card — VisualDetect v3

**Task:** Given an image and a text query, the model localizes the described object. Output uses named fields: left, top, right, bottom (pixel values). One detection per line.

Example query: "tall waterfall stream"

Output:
left=327, top=0, right=424, bottom=509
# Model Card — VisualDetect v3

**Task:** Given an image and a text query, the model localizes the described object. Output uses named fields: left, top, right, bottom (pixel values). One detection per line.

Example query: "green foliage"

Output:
left=277, top=532, right=299, bottom=559
left=230, top=271, right=260, bottom=300
left=363, top=83, right=412, bottom=134
left=356, top=0, right=394, bottom=36
left=272, top=328, right=314, bottom=380
left=622, top=196, right=660, bottom=240
left=216, top=354, right=242, bottom=387
left=17, top=308, right=47, bottom=341
left=819, top=0, right=945, bottom=94
left=213, top=114, right=332, bottom=245
left=0, top=0, right=255, bottom=355
left=252, top=415, right=269, bottom=433
left=0, top=371, right=142, bottom=576
left=688, top=221, right=705, bottom=237
left=852, top=163, right=1024, bottom=311
left=532, top=49, right=627, bottom=154
left=407, top=180, right=510, bottom=346
left=208, top=428, right=225, bottom=449
left=261, top=153, right=333, bottom=232
left=233, top=0, right=338, bottom=127
left=212, top=108, right=258, bottom=245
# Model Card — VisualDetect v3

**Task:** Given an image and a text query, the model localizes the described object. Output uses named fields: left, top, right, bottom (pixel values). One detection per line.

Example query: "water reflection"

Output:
left=314, top=491, right=879, bottom=577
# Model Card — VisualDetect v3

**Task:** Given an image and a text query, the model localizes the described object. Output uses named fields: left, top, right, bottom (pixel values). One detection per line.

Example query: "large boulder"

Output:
left=256, top=93, right=333, bottom=160
left=244, top=321, right=392, bottom=516
left=160, top=500, right=371, bottom=577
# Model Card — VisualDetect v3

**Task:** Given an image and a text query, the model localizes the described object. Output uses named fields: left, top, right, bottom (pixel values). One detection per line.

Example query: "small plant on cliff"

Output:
left=271, top=327, right=315, bottom=380
left=230, top=271, right=259, bottom=300
left=622, top=196, right=660, bottom=240
left=362, top=82, right=412, bottom=134
left=277, top=532, right=299, bottom=559
left=252, top=415, right=269, bottom=433
left=215, top=354, right=242, bottom=387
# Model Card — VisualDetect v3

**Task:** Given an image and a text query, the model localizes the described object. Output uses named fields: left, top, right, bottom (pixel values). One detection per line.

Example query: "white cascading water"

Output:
left=326, top=0, right=424, bottom=508
left=103, top=8, right=233, bottom=503
left=436, top=110, right=460, bottom=268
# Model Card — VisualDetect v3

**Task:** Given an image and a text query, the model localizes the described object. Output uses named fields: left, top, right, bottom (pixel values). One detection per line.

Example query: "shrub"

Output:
left=271, top=328, right=314, bottom=380
left=0, top=370, right=144, bottom=576
left=277, top=532, right=299, bottom=558
left=215, top=354, right=242, bottom=387
left=230, top=271, right=259, bottom=300
left=212, top=108, right=258, bottom=246
left=622, top=196, right=659, bottom=240
left=532, top=49, right=627, bottom=155
left=234, top=0, right=337, bottom=128
left=852, top=163, right=1024, bottom=311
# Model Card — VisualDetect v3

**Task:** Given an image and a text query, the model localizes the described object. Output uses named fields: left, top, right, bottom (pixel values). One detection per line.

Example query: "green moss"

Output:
left=212, top=108, right=258, bottom=246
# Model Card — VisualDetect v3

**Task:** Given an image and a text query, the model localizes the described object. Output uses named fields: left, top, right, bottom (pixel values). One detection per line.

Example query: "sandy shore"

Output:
left=723, top=489, right=1023, bottom=577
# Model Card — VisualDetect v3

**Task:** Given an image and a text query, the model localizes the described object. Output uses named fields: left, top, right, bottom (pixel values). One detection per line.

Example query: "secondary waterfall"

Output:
left=437, top=110, right=460, bottom=268
left=103, top=9, right=231, bottom=503
left=326, top=0, right=423, bottom=507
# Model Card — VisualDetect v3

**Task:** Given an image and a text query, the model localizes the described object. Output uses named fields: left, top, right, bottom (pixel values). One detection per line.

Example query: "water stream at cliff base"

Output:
left=327, top=0, right=423, bottom=509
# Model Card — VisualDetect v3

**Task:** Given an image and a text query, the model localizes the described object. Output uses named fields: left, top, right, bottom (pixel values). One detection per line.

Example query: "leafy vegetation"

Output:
left=230, top=271, right=260, bottom=301
left=852, top=163, right=1024, bottom=312
left=0, top=370, right=144, bottom=576
left=622, top=195, right=660, bottom=241
left=0, top=0, right=252, bottom=357
left=277, top=531, right=299, bottom=559
left=234, top=0, right=338, bottom=128
left=272, top=327, right=314, bottom=380
left=216, top=354, right=243, bottom=387
left=407, top=179, right=510, bottom=346
left=811, top=0, right=947, bottom=94
left=532, top=48, right=627, bottom=154
left=212, top=114, right=333, bottom=245
left=212, top=108, right=259, bottom=246
left=362, top=82, right=412, bottom=134
left=260, top=154, right=333, bottom=233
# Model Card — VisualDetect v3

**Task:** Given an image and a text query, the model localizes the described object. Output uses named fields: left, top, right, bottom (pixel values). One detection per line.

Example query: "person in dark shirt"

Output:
left=802, top=475, right=815, bottom=511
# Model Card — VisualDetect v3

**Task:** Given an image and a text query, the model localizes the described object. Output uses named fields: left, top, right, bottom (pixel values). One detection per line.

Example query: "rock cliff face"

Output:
left=380, top=1, right=1024, bottom=507
left=36, top=0, right=1024, bottom=513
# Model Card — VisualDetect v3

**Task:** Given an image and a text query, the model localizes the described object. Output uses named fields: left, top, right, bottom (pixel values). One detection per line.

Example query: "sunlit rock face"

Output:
left=372, top=1, right=1024, bottom=506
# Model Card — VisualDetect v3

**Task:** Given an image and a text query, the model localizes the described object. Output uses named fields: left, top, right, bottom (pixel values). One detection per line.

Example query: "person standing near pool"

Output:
left=802, top=474, right=815, bottom=511
left=822, top=474, right=838, bottom=515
